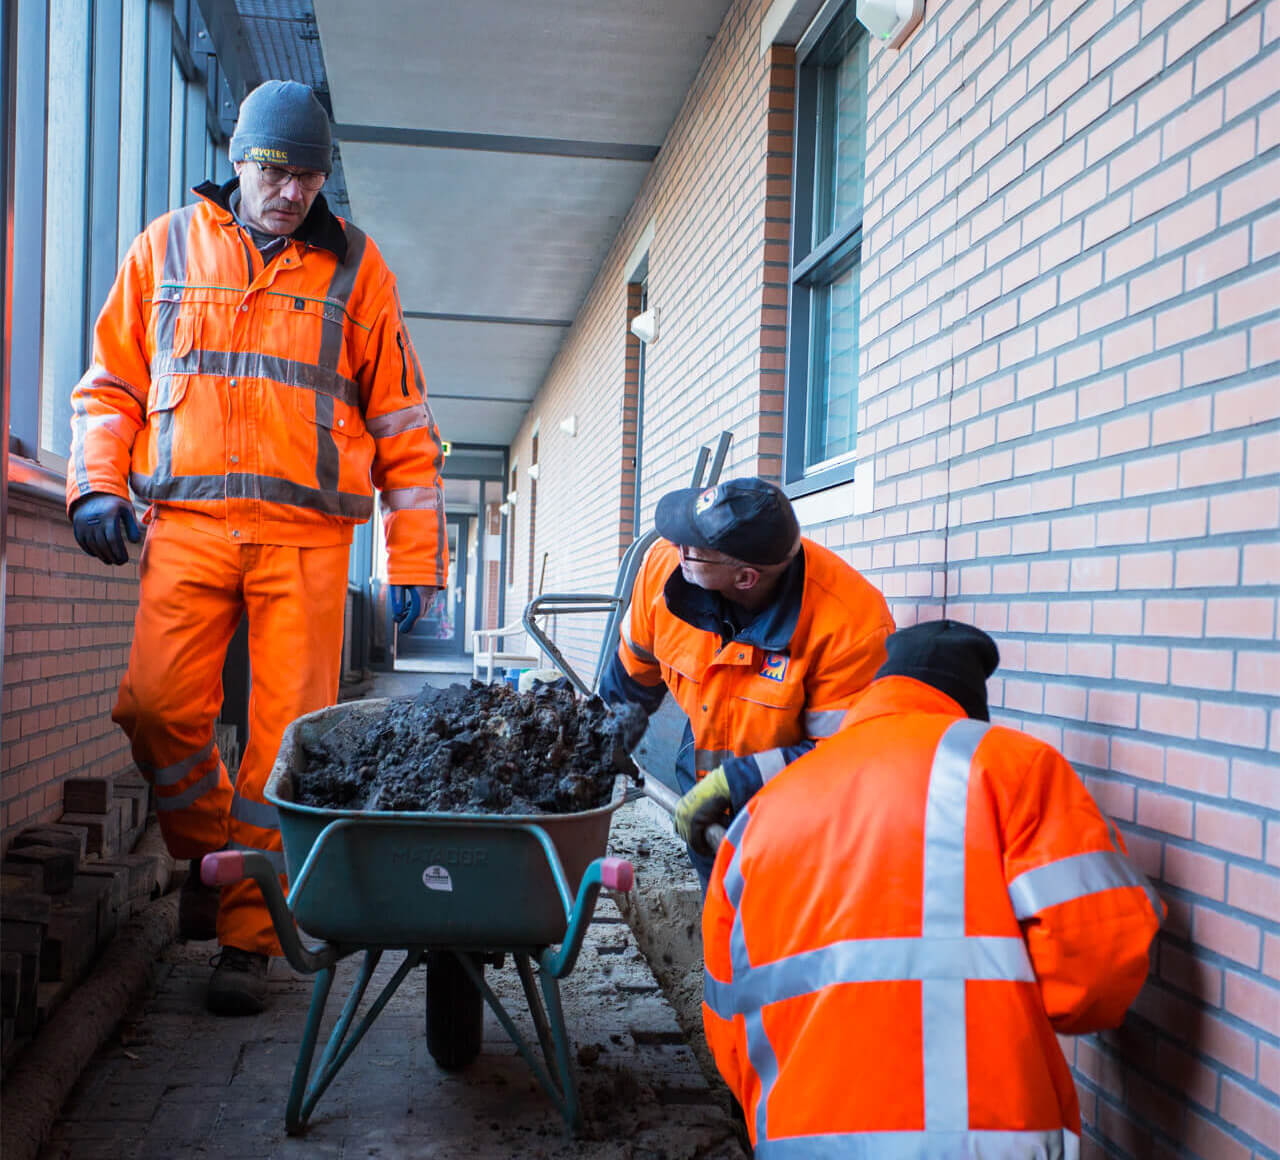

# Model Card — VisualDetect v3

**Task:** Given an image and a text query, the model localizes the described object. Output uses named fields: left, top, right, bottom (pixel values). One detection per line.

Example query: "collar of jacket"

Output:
left=661, top=543, right=806, bottom=653
left=193, top=178, right=348, bottom=262
left=846, top=675, right=969, bottom=728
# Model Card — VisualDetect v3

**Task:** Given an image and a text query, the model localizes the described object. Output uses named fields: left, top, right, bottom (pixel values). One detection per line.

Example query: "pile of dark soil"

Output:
left=294, top=679, right=648, bottom=816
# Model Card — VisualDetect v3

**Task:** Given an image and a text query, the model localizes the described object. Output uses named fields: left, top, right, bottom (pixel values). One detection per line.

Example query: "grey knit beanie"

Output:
left=230, top=80, right=332, bottom=173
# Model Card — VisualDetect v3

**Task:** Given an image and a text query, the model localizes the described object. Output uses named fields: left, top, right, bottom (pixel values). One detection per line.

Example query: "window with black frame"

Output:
left=784, top=5, right=870, bottom=494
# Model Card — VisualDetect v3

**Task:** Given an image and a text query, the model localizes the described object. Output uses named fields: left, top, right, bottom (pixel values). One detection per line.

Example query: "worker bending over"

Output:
left=66, top=81, right=447, bottom=1014
left=599, top=476, right=893, bottom=883
left=702, top=619, right=1165, bottom=1156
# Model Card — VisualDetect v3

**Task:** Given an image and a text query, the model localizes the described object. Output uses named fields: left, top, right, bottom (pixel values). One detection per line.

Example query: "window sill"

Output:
left=7, top=455, right=66, bottom=507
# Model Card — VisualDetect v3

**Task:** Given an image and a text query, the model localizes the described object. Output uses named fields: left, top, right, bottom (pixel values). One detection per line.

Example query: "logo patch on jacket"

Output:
left=759, top=653, right=789, bottom=682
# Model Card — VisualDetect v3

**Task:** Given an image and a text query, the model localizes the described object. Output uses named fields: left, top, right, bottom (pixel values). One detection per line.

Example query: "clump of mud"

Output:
left=295, top=679, right=648, bottom=815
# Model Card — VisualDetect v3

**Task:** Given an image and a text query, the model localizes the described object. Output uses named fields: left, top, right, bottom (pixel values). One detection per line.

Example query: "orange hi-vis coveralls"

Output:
left=66, top=180, right=447, bottom=956
left=702, top=677, right=1165, bottom=1157
left=599, top=538, right=894, bottom=813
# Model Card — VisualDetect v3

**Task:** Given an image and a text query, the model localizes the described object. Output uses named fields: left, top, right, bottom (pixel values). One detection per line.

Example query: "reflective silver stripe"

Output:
left=69, top=365, right=142, bottom=494
left=130, top=470, right=374, bottom=520
left=921, top=719, right=989, bottom=1131
left=318, top=221, right=365, bottom=371
left=804, top=708, right=846, bottom=738
left=1009, top=850, right=1159, bottom=920
left=228, top=840, right=286, bottom=874
left=704, top=934, right=1035, bottom=1017
left=620, top=610, right=658, bottom=665
left=695, top=748, right=735, bottom=773
left=154, top=208, right=195, bottom=487
left=365, top=406, right=434, bottom=439
left=150, top=348, right=361, bottom=406
left=379, top=485, right=443, bottom=513
left=755, top=748, right=787, bottom=781
left=155, top=766, right=221, bottom=812
left=745, top=1007, right=781, bottom=1148
left=136, top=737, right=217, bottom=787
left=756, top=1127, right=1081, bottom=1159
left=314, top=391, right=340, bottom=497
left=230, top=792, right=280, bottom=832
left=313, top=224, right=365, bottom=498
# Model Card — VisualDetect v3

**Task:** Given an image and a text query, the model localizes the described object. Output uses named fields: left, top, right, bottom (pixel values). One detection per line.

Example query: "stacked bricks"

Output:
left=2, top=494, right=139, bottom=840
left=500, top=0, right=1277, bottom=1154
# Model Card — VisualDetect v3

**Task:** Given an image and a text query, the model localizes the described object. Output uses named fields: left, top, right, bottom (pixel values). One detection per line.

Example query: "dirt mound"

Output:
left=295, top=679, right=648, bottom=815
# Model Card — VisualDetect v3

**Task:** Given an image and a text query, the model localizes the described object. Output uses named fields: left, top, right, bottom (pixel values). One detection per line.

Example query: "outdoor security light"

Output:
left=630, top=307, right=659, bottom=344
left=855, top=0, right=925, bottom=48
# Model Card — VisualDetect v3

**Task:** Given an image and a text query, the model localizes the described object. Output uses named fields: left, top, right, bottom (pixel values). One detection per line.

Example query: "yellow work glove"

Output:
left=673, top=767, right=731, bottom=858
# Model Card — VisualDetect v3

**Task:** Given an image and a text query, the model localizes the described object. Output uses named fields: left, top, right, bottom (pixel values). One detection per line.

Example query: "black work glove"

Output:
left=71, top=493, right=142, bottom=566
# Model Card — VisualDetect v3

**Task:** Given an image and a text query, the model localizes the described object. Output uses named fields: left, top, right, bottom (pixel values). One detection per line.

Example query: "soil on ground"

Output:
left=295, top=679, right=648, bottom=815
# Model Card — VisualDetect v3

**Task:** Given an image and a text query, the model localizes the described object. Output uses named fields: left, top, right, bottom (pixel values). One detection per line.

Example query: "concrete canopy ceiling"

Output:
left=312, top=0, right=732, bottom=449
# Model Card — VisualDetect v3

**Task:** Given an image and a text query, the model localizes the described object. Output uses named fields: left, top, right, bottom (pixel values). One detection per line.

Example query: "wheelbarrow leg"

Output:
left=514, top=953, right=562, bottom=1090
left=287, top=963, right=336, bottom=1135
left=286, top=948, right=424, bottom=1134
left=534, top=953, right=581, bottom=1132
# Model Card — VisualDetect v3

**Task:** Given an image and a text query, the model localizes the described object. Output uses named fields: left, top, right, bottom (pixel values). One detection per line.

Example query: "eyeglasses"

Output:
left=254, top=161, right=326, bottom=191
left=678, top=545, right=738, bottom=567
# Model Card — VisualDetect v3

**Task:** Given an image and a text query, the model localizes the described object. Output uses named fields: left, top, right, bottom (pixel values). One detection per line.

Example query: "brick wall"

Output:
left=506, top=0, right=1278, bottom=1154
left=2, top=492, right=139, bottom=848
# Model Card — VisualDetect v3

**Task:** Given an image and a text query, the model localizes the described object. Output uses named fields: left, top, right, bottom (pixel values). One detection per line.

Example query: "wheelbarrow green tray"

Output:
left=201, top=698, right=635, bottom=1135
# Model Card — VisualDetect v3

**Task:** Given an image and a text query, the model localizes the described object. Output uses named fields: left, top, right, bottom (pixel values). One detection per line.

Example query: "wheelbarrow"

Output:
left=200, top=698, right=635, bottom=1136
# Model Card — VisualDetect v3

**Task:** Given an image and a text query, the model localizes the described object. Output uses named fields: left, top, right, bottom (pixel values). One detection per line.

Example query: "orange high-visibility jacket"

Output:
left=703, top=677, right=1165, bottom=1157
left=66, top=182, right=446, bottom=585
left=607, top=538, right=893, bottom=808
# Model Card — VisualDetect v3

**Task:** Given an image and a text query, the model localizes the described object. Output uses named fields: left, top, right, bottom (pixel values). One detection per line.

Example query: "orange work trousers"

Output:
left=113, top=514, right=349, bottom=956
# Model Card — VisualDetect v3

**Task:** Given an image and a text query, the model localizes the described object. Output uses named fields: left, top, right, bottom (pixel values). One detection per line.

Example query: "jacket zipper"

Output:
left=396, top=331, right=410, bottom=397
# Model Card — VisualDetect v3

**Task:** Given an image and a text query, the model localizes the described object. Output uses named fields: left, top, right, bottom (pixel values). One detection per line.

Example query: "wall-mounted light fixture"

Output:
left=559, top=415, right=577, bottom=436
left=527, top=463, right=541, bottom=481
left=499, top=500, right=512, bottom=516
left=855, top=0, right=925, bottom=48
left=506, top=489, right=518, bottom=505
left=630, top=306, right=659, bottom=344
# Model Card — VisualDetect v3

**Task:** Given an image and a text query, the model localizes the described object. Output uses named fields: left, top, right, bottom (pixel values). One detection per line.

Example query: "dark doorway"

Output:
left=396, top=516, right=468, bottom=658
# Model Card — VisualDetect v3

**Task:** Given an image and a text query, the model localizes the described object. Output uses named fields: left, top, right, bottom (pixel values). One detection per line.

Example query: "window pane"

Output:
left=118, top=0, right=146, bottom=261
left=805, top=255, right=860, bottom=468
left=40, top=0, right=91, bottom=460
left=813, top=28, right=869, bottom=245
left=168, top=58, right=185, bottom=209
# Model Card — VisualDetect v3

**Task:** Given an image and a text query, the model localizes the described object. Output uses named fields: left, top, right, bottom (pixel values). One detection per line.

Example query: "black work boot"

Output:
left=206, top=946, right=270, bottom=1016
left=178, top=861, right=220, bottom=941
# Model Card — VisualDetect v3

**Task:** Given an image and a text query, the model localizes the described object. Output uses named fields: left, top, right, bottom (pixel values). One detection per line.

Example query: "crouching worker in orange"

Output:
left=65, top=81, right=448, bottom=1015
left=702, top=620, right=1165, bottom=1157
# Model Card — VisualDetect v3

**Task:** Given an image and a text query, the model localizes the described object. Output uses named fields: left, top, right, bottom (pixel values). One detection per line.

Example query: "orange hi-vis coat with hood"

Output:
left=66, top=181, right=447, bottom=584
left=702, top=677, right=1165, bottom=1158
left=65, top=181, right=447, bottom=957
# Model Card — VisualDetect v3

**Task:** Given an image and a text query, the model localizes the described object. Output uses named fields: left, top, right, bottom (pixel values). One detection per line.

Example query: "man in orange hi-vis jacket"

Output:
left=66, top=81, right=447, bottom=1015
left=599, top=477, right=894, bottom=886
left=702, top=620, right=1164, bottom=1157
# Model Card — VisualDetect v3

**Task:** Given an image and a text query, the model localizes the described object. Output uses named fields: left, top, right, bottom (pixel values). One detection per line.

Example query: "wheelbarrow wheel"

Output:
left=426, top=950, right=484, bottom=1071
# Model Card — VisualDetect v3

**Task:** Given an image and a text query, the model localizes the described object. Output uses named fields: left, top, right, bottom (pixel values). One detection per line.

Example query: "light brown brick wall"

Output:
left=837, top=1, right=1277, bottom=1152
left=2, top=494, right=138, bottom=845
left=506, top=0, right=1278, bottom=1153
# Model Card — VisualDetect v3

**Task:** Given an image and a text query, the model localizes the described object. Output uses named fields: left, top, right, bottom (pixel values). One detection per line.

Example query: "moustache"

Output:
left=265, top=198, right=303, bottom=214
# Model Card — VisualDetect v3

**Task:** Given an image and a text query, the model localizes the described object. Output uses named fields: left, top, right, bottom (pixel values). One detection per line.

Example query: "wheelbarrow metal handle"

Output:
left=542, top=854, right=634, bottom=979
left=199, top=850, right=337, bottom=975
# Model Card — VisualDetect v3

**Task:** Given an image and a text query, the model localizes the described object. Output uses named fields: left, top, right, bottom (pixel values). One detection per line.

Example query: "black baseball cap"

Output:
left=875, top=619, right=1000, bottom=721
left=654, top=477, right=800, bottom=566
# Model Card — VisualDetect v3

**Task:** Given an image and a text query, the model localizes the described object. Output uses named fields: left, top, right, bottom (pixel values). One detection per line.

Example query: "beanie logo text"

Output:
left=244, top=145, right=290, bottom=164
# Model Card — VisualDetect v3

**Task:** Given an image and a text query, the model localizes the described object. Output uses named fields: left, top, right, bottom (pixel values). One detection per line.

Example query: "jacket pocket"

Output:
left=293, top=388, right=367, bottom=441
left=146, top=373, right=190, bottom=417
